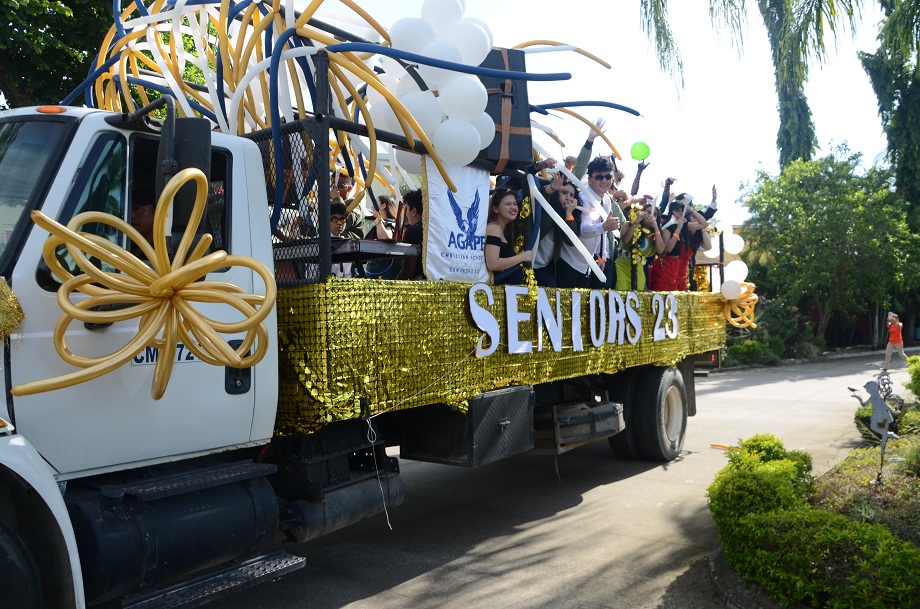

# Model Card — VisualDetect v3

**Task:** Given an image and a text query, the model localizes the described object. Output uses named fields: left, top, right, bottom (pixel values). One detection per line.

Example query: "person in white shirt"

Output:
left=556, top=156, right=624, bottom=288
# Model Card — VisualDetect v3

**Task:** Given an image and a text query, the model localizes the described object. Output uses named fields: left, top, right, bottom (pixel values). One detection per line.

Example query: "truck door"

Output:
left=10, top=123, right=259, bottom=477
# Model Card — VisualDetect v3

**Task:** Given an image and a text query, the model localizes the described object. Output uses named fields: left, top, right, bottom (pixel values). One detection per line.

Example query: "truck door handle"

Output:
left=225, top=339, right=251, bottom=395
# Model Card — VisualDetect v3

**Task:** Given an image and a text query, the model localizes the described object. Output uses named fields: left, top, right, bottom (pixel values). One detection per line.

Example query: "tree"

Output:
left=856, top=1, right=920, bottom=341
left=639, top=0, right=860, bottom=168
left=0, top=0, right=112, bottom=108
left=860, top=2, right=920, bottom=226
left=741, top=147, right=919, bottom=341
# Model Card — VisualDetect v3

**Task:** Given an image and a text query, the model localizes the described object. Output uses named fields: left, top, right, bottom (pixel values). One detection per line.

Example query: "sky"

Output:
left=318, top=0, right=888, bottom=225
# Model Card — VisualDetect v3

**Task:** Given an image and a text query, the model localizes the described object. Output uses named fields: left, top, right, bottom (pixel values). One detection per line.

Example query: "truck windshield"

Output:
left=0, top=119, right=71, bottom=261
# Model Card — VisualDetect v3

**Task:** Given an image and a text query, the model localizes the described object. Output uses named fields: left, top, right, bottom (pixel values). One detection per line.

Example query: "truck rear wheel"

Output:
left=0, top=517, right=42, bottom=609
left=634, top=367, right=688, bottom=462
left=607, top=369, right=641, bottom=459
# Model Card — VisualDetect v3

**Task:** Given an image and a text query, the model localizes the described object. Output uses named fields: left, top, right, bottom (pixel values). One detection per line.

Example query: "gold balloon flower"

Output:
left=11, top=168, right=277, bottom=400
left=722, top=281, right=758, bottom=329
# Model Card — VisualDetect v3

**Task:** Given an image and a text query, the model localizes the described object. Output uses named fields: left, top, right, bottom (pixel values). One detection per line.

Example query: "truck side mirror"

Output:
left=156, top=117, right=212, bottom=237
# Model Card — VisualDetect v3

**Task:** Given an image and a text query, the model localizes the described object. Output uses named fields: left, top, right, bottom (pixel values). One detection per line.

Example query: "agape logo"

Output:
left=447, top=188, right=484, bottom=251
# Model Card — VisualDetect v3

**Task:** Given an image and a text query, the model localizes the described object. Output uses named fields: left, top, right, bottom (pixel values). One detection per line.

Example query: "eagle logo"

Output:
left=447, top=188, right=480, bottom=245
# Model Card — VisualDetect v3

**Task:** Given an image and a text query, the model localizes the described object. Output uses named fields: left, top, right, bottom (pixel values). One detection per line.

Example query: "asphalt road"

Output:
left=220, top=354, right=901, bottom=609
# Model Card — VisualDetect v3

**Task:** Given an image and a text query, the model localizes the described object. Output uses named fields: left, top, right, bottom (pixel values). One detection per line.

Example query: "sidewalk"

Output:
left=712, top=345, right=920, bottom=373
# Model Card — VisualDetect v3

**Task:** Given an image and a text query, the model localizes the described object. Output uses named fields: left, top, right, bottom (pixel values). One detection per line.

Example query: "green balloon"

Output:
left=630, top=141, right=650, bottom=161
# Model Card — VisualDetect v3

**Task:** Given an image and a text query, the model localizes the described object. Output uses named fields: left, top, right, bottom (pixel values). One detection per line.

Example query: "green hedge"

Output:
left=730, top=509, right=920, bottom=608
left=708, top=433, right=920, bottom=608
left=905, top=355, right=920, bottom=398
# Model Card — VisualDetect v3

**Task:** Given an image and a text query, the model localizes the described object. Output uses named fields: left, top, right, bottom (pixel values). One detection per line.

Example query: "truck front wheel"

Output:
left=0, top=517, right=42, bottom=609
left=634, top=367, right=688, bottom=462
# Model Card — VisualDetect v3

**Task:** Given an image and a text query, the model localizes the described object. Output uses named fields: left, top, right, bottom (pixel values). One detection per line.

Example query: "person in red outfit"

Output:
left=882, top=312, right=908, bottom=371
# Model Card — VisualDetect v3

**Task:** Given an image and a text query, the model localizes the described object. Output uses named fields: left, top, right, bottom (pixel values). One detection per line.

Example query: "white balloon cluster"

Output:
left=368, top=0, right=496, bottom=172
left=701, top=222, right=750, bottom=300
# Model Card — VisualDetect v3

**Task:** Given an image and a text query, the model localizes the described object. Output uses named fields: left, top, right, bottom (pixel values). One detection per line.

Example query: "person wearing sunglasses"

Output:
left=329, top=200, right=354, bottom=277
left=557, top=156, right=625, bottom=288
left=329, top=169, right=365, bottom=239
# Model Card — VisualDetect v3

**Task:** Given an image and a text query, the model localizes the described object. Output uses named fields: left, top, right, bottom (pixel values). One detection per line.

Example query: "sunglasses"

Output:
left=592, top=174, right=613, bottom=181
left=330, top=216, right=347, bottom=224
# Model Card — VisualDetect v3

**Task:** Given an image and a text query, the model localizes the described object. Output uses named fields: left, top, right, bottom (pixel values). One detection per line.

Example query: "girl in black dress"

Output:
left=484, top=188, right=533, bottom=285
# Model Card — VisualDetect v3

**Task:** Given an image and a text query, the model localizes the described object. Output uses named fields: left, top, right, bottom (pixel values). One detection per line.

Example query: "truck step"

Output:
left=122, top=551, right=306, bottom=609
left=120, top=461, right=278, bottom=501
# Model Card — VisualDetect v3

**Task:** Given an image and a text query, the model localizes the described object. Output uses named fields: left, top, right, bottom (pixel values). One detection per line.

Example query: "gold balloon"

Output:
left=11, top=168, right=277, bottom=400
left=722, top=282, right=758, bottom=329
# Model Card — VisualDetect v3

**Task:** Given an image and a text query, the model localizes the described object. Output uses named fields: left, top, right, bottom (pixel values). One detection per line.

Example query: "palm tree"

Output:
left=639, top=0, right=862, bottom=168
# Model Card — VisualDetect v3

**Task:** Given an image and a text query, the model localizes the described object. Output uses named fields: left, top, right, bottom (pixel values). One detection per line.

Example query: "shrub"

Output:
left=906, top=356, right=920, bottom=399
left=901, top=409, right=920, bottom=436
left=726, top=340, right=764, bottom=365
left=727, top=508, right=920, bottom=609
left=708, top=434, right=812, bottom=538
left=708, top=464, right=803, bottom=540
left=722, top=340, right=780, bottom=367
left=727, top=433, right=814, bottom=496
left=899, top=437, right=920, bottom=477
left=793, top=340, right=822, bottom=359
left=707, top=434, right=920, bottom=607
left=765, top=335, right=786, bottom=359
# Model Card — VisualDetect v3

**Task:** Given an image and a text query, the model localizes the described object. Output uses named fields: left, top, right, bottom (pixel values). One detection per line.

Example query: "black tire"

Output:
left=607, top=369, right=642, bottom=459
left=0, top=517, right=42, bottom=609
left=634, top=367, right=688, bottom=462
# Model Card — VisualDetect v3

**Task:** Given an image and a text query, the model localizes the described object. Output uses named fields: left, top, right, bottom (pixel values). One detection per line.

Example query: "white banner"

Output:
left=423, top=158, right=491, bottom=283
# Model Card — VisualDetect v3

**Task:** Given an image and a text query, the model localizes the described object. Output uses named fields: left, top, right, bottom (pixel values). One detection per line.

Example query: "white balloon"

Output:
left=366, top=73, right=398, bottom=106
left=720, top=280, right=742, bottom=300
left=394, top=148, right=423, bottom=174
left=471, top=111, right=496, bottom=150
left=432, top=119, right=481, bottom=166
left=396, top=72, right=422, bottom=96
left=421, top=0, right=464, bottom=35
left=443, top=21, right=491, bottom=66
left=389, top=18, right=436, bottom=55
left=724, top=260, right=749, bottom=283
left=378, top=55, right=407, bottom=78
left=717, top=220, right=734, bottom=235
left=363, top=27, right=384, bottom=44
left=703, top=243, right=721, bottom=259
left=724, top=232, right=746, bottom=255
left=400, top=90, right=443, bottom=136
left=417, top=39, right=463, bottom=88
left=437, top=74, right=488, bottom=121
left=368, top=101, right=397, bottom=133
left=463, top=18, right=494, bottom=49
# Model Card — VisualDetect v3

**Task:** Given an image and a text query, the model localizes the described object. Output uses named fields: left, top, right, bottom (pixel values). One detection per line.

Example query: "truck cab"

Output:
left=0, top=106, right=295, bottom=609
left=5, top=106, right=279, bottom=478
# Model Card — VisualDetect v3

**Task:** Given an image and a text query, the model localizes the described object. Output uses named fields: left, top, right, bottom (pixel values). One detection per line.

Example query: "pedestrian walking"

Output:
left=882, top=312, right=908, bottom=371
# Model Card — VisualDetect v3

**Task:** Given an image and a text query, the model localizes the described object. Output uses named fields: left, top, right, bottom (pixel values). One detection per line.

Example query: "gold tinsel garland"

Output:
left=694, top=265, right=711, bottom=292
left=627, top=204, right=652, bottom=267
left=516, top=195, right=538, bottom=299
left=275, top=279, right=726, bottom=435
left=0, top=279, right=24, bottom=341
